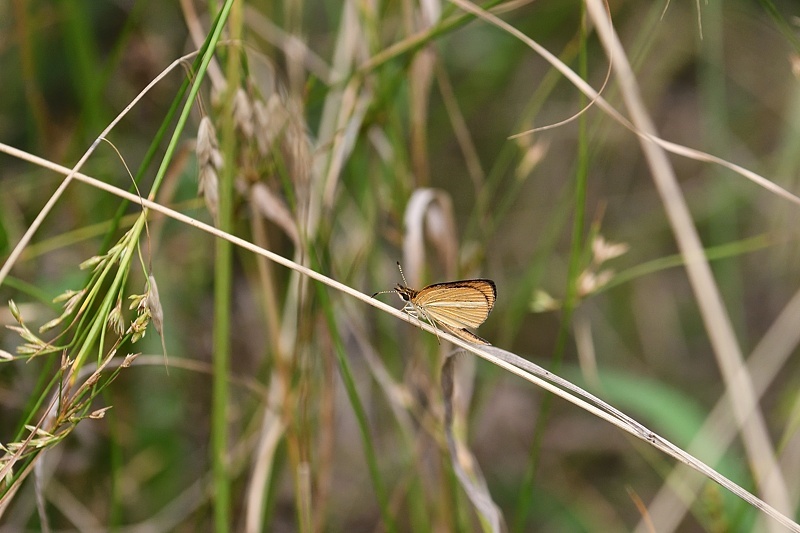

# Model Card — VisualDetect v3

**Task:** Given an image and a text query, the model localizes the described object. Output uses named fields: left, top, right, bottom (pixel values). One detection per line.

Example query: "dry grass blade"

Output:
left=582, top=0, right=792, bottom=522
left=635, top=283, right=800, bottom=532
left=441, top=355, right=503, bottom=532
left=402, top=188, right=459, bottom=285
left=250, top=183, right=300, bottom=246
left=473, top=347, right=800, bottom=533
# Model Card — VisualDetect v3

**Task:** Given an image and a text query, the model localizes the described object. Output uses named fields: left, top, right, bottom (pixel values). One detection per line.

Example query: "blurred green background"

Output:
left=1, top=0, right=799, bottom=531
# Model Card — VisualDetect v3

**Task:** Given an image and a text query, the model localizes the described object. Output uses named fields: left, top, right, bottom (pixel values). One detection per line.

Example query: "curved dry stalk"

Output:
left=441, top=355, right=503, bottom=533
left=0, top=50, right=201, bottom=289
left=402, top=188, right=459, bottom=285
left=448, top=0, right=800, bottom=210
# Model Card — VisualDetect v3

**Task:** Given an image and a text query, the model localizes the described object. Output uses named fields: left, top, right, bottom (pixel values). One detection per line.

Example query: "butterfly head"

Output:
left=395, top=285, right=417, bottom=302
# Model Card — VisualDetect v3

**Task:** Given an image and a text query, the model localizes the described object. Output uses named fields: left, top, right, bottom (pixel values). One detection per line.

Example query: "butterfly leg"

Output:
left=401, top=302, right=442, bottom=344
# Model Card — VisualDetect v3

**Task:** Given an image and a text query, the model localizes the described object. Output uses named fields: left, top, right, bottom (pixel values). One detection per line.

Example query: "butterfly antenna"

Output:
left=396, top=261, right=409, bottom=287
left=371, top=289, right=398, bottom=298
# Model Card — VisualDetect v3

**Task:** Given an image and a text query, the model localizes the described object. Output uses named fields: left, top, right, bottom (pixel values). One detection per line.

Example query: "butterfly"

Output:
left=373, top=263, right=496, bottom=345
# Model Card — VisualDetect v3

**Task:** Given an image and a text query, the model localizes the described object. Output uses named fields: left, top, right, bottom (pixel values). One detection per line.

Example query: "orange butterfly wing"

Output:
left=413, top=280, right=496, bottom=329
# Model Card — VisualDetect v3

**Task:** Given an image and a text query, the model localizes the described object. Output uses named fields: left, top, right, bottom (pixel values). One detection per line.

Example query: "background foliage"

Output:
left=1, top=0, right=799, bottom=531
